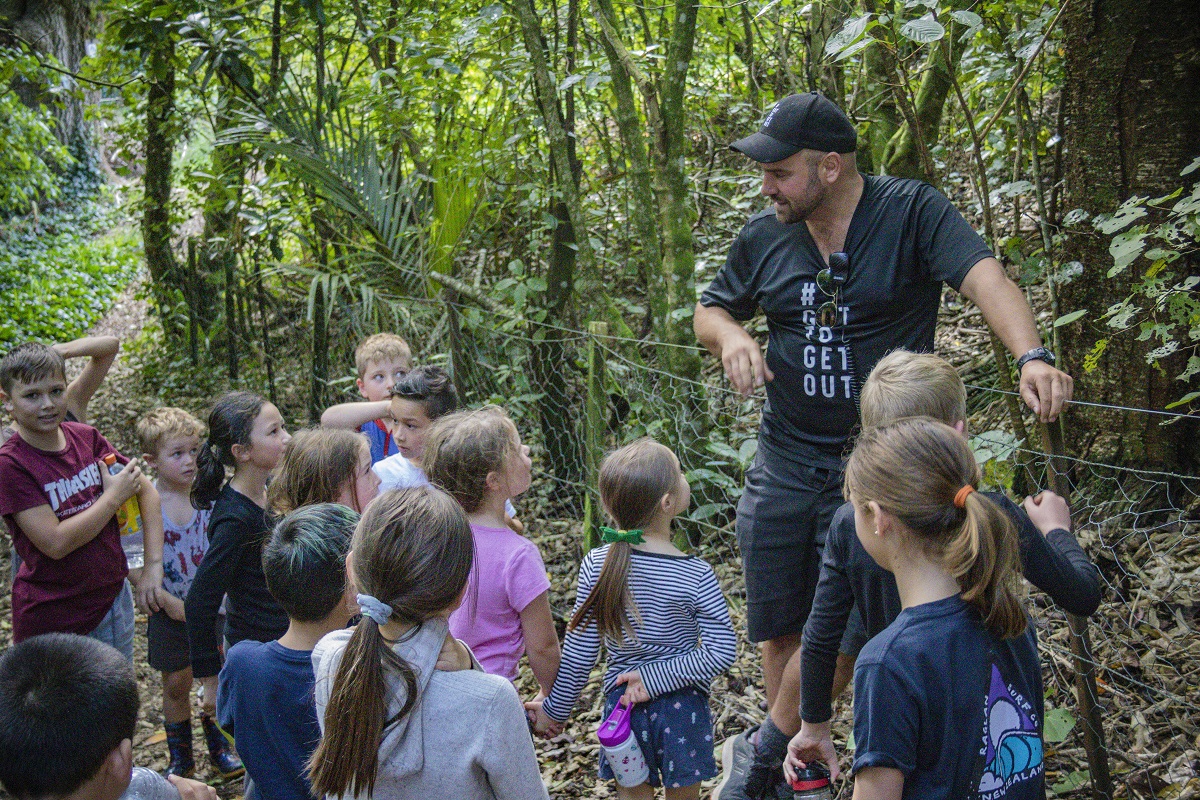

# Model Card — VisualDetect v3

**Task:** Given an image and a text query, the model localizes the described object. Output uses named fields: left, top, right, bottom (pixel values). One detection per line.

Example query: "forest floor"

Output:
left=2, top=280, right=1198, bottom=799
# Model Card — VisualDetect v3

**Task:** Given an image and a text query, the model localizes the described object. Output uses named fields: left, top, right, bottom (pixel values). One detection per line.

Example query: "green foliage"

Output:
left=0, top=47, right=74, bottom=216
left=1077, top=165, right=1200, bottom=412
left=0, top=192, right=141, bottom=348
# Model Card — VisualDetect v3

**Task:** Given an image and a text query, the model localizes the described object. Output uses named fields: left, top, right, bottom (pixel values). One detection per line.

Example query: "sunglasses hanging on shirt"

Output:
left=816, top=251, right=849, bottom=328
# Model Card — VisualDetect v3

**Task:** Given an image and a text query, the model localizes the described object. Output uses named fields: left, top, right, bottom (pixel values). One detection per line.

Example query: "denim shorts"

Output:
left=88, top=580, right=135, bottom=662
left=735, top=447, right=844, bottom=643
left=598, top=686, right=718, bottom=789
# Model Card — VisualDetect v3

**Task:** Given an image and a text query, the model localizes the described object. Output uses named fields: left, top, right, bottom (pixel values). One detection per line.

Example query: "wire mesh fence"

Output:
left=397, top=299, right=1199, bottom=798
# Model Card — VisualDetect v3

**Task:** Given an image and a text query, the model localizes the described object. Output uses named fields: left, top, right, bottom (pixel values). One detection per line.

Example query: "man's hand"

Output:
left=1023, top=491, right=1072, bottom=536
left=167, top=774, right=219, bottom=800
left=435, top=634, right=475, bottom=672
left=1019, top=359, right=1073, bottom=423
left=614, top=670, right=650, bottom=705
left=720, top=330, right=774, bottom=397
left=784, top=720, right=840, bottom=783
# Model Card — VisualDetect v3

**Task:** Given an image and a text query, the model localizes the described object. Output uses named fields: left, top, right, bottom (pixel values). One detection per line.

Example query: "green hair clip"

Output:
left=600, top=526, right=645, bottom=545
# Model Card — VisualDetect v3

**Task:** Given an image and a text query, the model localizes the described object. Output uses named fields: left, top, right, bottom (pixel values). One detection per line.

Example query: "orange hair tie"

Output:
left=953, top=485, right=975, bottom=509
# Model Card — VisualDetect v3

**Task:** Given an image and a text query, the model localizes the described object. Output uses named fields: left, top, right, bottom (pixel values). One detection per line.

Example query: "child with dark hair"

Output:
left=185, top=391, right=291, bottom=721
left=308, top=487, right=547, bottom=800
left=1, top=335, right=120, bottom=445
left=218, top=504, right=358, bottom=800
left=785, top=418, right=1050, bottom=798
left=371, top=365, right=459, bottom=492
left=0, top=343, right=165, bottom=661
left=0, top=632, right=217, bottom=800
left=529, top=438, right=737, bottom=799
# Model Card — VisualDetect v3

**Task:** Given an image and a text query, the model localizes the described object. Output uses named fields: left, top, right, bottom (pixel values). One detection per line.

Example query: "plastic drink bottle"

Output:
left=597, top=697, right=650, bottom=787
left=121, top=766, right=181, bottom=800
left=102, top=454, right=144, bottom=569
left=790, top=763, right=833, bottom=800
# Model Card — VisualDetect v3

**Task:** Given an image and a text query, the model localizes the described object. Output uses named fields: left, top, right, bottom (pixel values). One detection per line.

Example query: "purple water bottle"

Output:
left=790, top=762, right=833, bottom=800
left=597, top=697, right=650, bottom=787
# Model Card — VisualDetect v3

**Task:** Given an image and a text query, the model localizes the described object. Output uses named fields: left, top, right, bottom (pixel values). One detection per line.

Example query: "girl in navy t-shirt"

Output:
left=787, top=417, right=1055, bottom=799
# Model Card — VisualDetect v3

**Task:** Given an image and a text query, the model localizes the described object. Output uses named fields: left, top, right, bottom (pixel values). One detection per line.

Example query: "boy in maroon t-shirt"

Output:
left=0, top=343, right=166, bottom=660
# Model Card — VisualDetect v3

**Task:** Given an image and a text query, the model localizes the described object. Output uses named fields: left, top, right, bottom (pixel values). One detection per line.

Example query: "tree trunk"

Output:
left=1058, top=0, right=1200, bottom=471
left=3, top=0, right=92, bottom=160
left=141, top=39, right=181, bottom=329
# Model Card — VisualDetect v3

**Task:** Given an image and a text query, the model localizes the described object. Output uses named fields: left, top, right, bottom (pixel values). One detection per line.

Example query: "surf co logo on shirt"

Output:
left=43, top=462, right=104, bottom=514
left=977, top=664, right=1044, bottom=798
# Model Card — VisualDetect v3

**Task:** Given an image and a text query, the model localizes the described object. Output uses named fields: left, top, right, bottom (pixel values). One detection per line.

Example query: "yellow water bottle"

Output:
left=102, top=453, right=144, bottom=569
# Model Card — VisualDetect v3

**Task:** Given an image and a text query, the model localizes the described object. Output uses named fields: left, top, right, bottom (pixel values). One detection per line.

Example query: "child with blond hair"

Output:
left=321, top=333, right=412, bottom=463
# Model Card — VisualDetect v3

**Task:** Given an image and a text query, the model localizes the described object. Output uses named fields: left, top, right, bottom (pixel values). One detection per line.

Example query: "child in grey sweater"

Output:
left=310, top=486, right=548, bottom=800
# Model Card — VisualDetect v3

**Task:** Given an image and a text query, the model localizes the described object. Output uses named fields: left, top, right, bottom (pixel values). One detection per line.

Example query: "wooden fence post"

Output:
left=1041, top=419, right=1114, bottom=800
left=582, top=322, right=608, bottom=549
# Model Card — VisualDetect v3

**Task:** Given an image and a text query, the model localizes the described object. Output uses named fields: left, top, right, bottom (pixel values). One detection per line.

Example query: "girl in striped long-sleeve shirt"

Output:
left=530, top=439, right=737, bottom=799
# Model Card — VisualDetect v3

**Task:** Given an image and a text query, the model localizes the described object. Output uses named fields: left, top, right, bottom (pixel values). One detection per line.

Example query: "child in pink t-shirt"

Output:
left=424, top=406, right=560, bottom=693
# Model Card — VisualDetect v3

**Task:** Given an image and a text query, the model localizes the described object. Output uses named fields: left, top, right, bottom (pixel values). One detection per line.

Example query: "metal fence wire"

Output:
left=330, top=296, right=1198, bottom=799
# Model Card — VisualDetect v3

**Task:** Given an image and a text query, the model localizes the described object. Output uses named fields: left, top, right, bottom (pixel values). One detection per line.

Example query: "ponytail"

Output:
left=307, top=487, right=474, bottom=797
left=569, top=542, right=639, bottom=643
left=308, top=615, right=417, bottom=798
left=845, top=417, right=1027, bottom=640
left=191, top=391, right=267, bottom=510
left=570, top=438, right=681, bottom=643
left=948, top=490, right=1025, bottom=639
left=191, top=440, right=226, bottom=510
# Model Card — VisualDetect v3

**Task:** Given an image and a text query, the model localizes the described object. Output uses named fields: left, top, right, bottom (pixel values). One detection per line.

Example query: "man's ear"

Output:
left=356, top=377, right=367, bottom=398
left=0, top=388, right=10, bottom=411
left=819, top=151, right=843, bottom=185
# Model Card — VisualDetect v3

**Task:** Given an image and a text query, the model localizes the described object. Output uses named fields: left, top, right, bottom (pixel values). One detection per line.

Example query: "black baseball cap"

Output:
left=731, top=93, right=857, bottom=163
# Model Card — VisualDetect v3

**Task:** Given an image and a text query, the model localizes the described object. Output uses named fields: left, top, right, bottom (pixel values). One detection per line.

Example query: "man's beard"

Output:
left=774, top=186, right=825, bottom=224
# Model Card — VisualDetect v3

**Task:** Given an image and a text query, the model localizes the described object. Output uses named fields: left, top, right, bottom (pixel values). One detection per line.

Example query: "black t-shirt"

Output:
left=853, top=595, right=1045, bottom=799
left=185, top=485, right=288, bottom=678
left=700, top=175, right=993, bottom=465
left=800, top=490, right=1101, bottom=724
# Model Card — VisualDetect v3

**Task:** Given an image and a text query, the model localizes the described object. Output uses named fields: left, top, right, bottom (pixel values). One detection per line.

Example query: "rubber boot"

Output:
left=164, top=719, right=196, bottom=779
left=200, top=713, right=245, bottom=780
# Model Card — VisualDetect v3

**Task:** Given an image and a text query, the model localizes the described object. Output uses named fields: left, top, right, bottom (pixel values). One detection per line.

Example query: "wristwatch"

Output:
left=1016, top=346, right=1056, bottom=371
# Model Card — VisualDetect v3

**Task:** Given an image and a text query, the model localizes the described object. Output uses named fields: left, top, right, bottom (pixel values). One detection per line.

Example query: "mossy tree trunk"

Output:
left=1057, top=0, right=1200, bottom=471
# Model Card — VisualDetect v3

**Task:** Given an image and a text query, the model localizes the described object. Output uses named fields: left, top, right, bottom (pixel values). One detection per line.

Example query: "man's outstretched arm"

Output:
left=959, top=257, right=1074, bottom=422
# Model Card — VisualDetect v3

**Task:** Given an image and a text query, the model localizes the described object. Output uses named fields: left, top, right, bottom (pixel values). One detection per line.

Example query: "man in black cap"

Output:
left=695, top=93, right=1073, bottom=798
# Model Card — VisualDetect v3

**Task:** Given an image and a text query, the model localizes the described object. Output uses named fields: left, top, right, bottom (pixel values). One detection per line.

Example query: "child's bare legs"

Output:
left=614, top=783, right=701, bottom=800
left=163, top=667, right=192, bottom=723
left=665, top=785, right=701, bottom=800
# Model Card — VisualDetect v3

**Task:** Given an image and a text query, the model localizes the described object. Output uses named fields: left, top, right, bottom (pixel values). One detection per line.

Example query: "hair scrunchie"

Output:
left=357, top=593, right=393, bottom=625
left=600, top=527, right=645, bottom=545
left=953, top=484, right=976, bottom=509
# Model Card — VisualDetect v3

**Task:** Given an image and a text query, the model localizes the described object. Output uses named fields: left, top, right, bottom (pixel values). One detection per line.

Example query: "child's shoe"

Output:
left=163, top=719, right=196, bottom=779
left=200, top=712, right=245, bottom=780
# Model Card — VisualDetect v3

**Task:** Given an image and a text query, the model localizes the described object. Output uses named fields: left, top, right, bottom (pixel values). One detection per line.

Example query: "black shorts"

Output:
left=736, top=447, right=844, bottom=643
left=147, top=611, right=191, bottom=673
